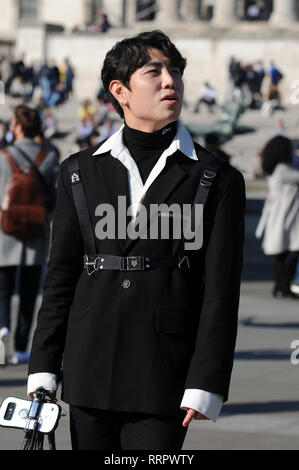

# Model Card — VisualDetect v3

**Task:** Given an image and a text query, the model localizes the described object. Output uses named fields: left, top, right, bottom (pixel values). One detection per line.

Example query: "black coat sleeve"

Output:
left=28, top=156, right=84, bottom=376
left=184, top=167, right=246, bottom=402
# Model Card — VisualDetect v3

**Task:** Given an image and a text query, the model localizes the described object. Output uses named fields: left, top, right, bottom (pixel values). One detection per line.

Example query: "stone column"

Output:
left=270, top=0, right=297, bottom=25
left=83, top=0, right=93, bottom=24
left=156, top=0, right=178, bottom=22
left=125, top=0, right=137, bottom=27
left=212, top=0, right=237, bottom=25
left=184, top=0, right=199, bottom=21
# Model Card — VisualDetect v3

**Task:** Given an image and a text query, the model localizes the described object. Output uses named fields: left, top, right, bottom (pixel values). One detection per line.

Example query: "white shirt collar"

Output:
left=92, top=120, right=198, bottom=221
left=92, top=119, right=198, bottom=161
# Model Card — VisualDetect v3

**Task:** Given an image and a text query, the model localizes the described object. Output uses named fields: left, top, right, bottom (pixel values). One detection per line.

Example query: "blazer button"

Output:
left=122, top=279, right=131, bottom=289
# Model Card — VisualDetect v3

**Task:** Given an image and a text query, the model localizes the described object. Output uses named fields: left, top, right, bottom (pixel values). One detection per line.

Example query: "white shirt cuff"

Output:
left=180, top=389, right=223, bottom=422
left=27, top=373, right=57, bottom=396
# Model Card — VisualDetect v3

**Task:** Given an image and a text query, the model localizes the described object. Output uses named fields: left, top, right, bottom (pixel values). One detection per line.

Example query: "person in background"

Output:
left=256, top=136, right=299, bottom=298
left=49, top=60, right=60, bottom=93
left=204, top=132, right=232, bottom=164
left=59, top=58, right=75, bottom=99
left=46, top=83, right=65, bottom=107
left=38, top=62, right=52, bottom=105
left=0, top=121, right=9, bottom=149
left=194, top=82, right=217, bottom=113
left=78, top=98, right=96, bottom=121
left=93, top=7, right=111, bottom=33
left=0, top=105, right=60, bottom=365
left=40, top=107, right=58, bottom=139
left=268, top=61, right=284, bottom=108
left=65, top=58, right=75, bottom=99
left=0, top=57, right=14, bottom=92
left=75, top=116, right=94, bottom=148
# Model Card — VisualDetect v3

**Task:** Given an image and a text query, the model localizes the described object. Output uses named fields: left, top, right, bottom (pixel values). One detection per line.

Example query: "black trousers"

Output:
left=0, top=265, right=42, bottom=351
left=69, top=406, right=188, bottom=450
left=273, top=251, right=299, bottom=294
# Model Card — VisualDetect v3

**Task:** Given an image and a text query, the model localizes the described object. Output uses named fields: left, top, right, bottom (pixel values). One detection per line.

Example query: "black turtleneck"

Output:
left=123, top=121, right=178, bottom=184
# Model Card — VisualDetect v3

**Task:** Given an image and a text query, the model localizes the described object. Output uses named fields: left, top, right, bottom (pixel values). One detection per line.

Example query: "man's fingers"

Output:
left=28, top=390, right=56, bottom=401
left=182, top=409, right=197, bottom=427
left=182, top=408, right=209, bottom=427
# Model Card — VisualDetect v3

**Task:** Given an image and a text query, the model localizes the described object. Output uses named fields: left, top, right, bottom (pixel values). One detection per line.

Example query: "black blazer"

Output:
left=28, top=142, right=245, bottom=415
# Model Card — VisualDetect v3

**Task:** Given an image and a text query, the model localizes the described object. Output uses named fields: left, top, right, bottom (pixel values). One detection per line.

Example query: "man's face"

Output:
left=120, top=48, right=184, bottom=132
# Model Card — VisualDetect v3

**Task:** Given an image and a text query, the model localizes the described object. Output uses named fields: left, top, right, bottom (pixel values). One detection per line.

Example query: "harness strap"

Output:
left=67, top=147, right=226, bottom=275
left=183, top=151, right=227, bottom=236
left=83, top=254, right=190, bottom=276
left=67, top=154, right=97, bottom=256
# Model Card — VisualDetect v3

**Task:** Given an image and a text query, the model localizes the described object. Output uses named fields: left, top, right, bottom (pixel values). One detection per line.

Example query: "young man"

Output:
left=27, top=31, right=245, bottom=450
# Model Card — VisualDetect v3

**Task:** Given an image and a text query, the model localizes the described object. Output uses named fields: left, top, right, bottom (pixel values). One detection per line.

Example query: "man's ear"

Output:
left=109, top=80, right=128, bottom=108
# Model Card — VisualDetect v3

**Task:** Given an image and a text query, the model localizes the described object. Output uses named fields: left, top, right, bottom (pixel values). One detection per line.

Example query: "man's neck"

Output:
left=123, top=118, right=176, bottom=134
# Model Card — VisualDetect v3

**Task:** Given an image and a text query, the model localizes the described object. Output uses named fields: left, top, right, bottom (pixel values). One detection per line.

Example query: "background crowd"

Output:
left=193, top=57, right=284, bottom=116
left=0, top=54, right=75, bottom=109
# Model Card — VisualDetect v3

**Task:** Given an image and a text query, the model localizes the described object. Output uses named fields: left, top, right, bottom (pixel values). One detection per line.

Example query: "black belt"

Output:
left=84, top=254, right=190, bottom=276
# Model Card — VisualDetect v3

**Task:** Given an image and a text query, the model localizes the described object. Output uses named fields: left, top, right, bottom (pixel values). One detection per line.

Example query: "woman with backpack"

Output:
left=0, top=105, right=59, bottom=365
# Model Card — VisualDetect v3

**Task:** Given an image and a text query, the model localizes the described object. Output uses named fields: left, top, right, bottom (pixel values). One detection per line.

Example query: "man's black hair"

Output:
left=101, top=30, right=187, bottom=118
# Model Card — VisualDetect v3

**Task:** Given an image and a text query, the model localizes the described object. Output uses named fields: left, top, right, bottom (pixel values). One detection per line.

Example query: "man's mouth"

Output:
left=162, top=94, right=179, bottom=103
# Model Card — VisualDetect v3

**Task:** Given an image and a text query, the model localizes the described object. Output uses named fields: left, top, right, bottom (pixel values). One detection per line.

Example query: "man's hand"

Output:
left=28, top=390, right=56, bottom=402
left=181, top=407, right=209, bottom=427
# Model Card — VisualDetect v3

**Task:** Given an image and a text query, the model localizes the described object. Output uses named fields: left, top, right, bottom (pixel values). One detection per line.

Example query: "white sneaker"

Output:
left=9, top=350, right=30, bottom=365
left=0, top=327, right=10, bottom=365
left=290, top=282, right=299, bottom=295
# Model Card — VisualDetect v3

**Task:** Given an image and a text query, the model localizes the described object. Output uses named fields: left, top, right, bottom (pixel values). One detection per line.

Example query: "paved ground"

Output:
left=1, top=278, right=299, bottom=450
left=1, top=96, right=299, bottom=450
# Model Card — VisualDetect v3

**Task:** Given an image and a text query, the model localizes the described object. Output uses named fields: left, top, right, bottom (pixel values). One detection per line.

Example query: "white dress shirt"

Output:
left=27, top=120, right=223, bottom=422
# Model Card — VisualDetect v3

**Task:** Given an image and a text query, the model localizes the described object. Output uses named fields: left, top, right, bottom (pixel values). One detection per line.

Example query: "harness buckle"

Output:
left=200, top=169, right=217, bottom=187
left=121, top=256, right=145, bottom=271
left=84, top=255, right=100, bottom=276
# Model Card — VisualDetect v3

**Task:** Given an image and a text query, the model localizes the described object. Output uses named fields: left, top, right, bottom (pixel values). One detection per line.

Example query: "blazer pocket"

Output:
left=155, top=307, right=188, bottom=334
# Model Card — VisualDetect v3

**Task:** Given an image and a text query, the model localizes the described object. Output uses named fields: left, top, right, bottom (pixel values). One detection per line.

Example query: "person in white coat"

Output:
left=256, top=135, right=299, bottom=298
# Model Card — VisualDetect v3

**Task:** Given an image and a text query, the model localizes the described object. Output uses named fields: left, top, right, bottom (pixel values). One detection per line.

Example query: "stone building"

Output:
left=1, top=1, right=299, bottom=35
left=0, top=1, right=299, bottom=102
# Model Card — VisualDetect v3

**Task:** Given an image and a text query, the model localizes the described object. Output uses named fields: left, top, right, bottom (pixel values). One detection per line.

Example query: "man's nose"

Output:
left=161, top=68, right=175, bottom=88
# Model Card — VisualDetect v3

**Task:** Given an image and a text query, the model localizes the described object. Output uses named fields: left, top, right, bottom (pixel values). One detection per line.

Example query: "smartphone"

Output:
left=0, top=397, right=61, bottom=434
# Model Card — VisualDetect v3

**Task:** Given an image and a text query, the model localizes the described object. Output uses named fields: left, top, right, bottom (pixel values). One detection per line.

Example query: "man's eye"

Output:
left=149, top=69, right=159, bottom=74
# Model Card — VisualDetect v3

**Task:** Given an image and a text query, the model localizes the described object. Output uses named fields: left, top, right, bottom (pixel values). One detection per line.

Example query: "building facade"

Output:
left=1, top=1, right=299, bottom=103
left=1, top=1, right=299, bottom=34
